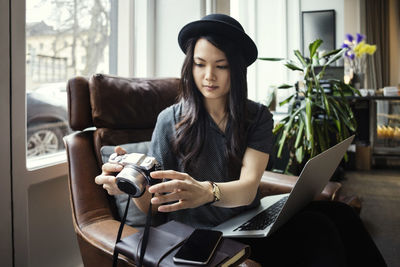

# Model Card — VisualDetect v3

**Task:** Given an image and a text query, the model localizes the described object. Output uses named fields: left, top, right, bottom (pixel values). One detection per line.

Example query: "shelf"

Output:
left=377, top=113, right=400, bottom=120
left=348, top=96, right=400, bottom=100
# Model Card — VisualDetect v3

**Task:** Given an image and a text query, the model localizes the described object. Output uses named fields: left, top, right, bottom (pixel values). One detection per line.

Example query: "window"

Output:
left=26, top=0, right=116, bottom=165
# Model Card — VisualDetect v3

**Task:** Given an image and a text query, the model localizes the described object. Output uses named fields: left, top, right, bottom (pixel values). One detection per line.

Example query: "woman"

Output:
left=96, top=14, right=386, bottom=266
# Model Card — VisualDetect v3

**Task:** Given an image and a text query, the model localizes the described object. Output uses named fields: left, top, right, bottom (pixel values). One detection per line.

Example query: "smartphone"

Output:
left=173, top=229, right=223, bottom=265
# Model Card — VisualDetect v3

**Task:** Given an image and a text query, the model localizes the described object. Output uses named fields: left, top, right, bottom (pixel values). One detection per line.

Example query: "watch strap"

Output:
left=207, top=181, right=221, bottom=204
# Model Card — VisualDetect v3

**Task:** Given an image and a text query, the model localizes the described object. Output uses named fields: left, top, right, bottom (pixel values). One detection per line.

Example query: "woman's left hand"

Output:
left=148, top=170, right=213, bottom=212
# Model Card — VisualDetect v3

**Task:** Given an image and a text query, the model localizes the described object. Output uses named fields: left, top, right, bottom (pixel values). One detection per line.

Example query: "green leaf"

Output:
left=305, top=97, right=313, bottom=141
left=278, top=84, right=293, bottom=89
left=339, top=106, right=357, bottom=132
left=276, top=107, right=304, bottom=158
left=315, top=125, right=327, bottom=152
left=311, top=55, right=320, bottom=67
left=284, top=63, right=303, bottom=71
left=324, top=49, right=346, bottom=67
left=322, top=92, right=331, bottom=116
left=328, top=97, right=356, bottom=132
left=279, top=95, right=294, bottom=106
left=294, top=50, right=308, bottom=67
left=258, top=57, right=285, bottom=61
left=337, top=81, right=361, bottom=96
left=330, top=100, right=345, bottom=134
left=294, top=119, right=304, bottom=148
left=276, top=127, right=289, bottom=158
left=295, top=146, right=304, bottom=163
left=273, top=123, right=285, bottom=135
left=309, top=39, right=323, bottom=59
left=321, top=48, right=342, bottom=58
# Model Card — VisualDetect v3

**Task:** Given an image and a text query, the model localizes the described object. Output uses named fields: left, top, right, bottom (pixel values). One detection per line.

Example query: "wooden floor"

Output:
left=340, top=169, right=400, bottom=267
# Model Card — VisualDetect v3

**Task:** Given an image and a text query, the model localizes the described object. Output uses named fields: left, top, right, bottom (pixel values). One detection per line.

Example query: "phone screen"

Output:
left=173, top=229, right=222, bottom=265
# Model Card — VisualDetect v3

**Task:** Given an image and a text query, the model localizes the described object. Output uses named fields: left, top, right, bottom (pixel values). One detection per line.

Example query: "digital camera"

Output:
left=109, top=152, right=162, bottom=197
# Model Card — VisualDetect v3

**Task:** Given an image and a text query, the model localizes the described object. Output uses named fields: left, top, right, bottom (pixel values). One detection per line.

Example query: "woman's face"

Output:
left=192, top=38, right=231, bottom=103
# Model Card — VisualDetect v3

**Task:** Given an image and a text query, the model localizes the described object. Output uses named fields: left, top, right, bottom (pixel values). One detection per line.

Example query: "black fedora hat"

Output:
left=178, top=13, right=258, bottom=66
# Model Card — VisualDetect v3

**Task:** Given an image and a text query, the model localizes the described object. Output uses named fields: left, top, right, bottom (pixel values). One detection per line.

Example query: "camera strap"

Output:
left=112, top=194, right=154, bottom=267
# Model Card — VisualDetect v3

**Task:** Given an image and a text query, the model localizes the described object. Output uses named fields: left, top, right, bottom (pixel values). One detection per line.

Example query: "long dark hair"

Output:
left=174, top=35, right=249, bottom=177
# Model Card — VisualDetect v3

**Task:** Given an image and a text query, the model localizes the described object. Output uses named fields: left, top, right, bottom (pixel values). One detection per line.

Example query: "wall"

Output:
left=231, top=0, right=289, bottom=104
left=344, top=0, right=364, bottom=37
left=153, top=0, right=230, bottom=78
left=389, top=0, right=400, bottom=86
left=253, top=0, right=288, bottom=102
left=154, top=0, right=204, bottom=78
left=28, top=176, right=82, bottom=267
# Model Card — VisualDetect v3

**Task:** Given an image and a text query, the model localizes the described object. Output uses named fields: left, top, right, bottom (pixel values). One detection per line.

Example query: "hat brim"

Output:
left=178, top=19, right=258, bottom=66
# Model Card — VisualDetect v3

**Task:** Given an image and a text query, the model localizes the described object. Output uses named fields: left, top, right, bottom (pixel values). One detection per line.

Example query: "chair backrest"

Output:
left=64, top=74, right=179, bottom=266
left=68, top=74, right=180, bottom=165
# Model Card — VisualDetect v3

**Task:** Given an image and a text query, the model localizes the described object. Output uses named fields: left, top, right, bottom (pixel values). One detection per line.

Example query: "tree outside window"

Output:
left=26, top=0, right=113, bottom=160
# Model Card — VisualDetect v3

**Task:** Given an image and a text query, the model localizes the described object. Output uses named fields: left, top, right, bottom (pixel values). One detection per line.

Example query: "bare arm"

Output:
left=148, top=147, right=269, bottom=212
left=213, top=147, right=269, bottom=207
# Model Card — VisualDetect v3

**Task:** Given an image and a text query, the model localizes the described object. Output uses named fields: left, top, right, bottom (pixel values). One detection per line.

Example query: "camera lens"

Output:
left=116, top=165, right=147, bottom=197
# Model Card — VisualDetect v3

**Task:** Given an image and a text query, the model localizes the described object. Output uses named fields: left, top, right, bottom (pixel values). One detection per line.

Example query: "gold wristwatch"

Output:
left=208, top=181, right=221, bottom=204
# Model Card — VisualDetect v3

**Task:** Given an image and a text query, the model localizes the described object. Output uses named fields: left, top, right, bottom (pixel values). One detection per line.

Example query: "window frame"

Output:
left=0, top=0, right=13, bottom=265
left=10, top=0, right=133, bottom=265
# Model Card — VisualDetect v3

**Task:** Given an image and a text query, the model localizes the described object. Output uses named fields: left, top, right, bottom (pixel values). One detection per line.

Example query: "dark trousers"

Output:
left=237, top=201, right=387, bottom=267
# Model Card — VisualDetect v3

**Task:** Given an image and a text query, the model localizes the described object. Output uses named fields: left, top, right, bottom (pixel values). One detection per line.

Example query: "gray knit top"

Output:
left=149, top=100, right=274, bottom=228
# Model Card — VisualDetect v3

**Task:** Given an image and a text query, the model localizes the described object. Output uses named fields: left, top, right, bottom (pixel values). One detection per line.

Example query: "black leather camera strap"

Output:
left=112, top=194, right=154, bottom=267
left=138, top=194, right=154, bottom=266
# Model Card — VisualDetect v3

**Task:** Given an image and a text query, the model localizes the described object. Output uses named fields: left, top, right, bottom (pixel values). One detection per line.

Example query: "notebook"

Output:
left=213, top=135, right=355, bottom=238
left=115, top=220, right=250, bottom=266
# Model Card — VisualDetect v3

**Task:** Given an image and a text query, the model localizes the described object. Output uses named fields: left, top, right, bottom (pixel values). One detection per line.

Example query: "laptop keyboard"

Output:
left=234, top=195, right=289, bottom=232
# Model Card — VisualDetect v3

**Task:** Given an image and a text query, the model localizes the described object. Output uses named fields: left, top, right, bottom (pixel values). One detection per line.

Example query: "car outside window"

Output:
left=26, top=0, right=114, bottom=164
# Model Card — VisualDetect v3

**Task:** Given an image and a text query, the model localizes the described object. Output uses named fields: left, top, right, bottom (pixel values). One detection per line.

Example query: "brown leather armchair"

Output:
left=64, top=74, right=344, bottom=267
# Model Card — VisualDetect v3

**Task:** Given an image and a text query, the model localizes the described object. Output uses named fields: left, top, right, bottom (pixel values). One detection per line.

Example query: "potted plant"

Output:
left=260, top=39, right=360, bottom=175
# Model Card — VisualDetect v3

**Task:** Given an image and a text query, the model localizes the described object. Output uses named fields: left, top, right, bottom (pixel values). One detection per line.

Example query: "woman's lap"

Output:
left=236, top=200, right=386, bottom=267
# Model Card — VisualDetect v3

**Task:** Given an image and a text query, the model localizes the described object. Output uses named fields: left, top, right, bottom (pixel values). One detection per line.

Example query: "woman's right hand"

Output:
left=94, top=146, right=126, bottom=195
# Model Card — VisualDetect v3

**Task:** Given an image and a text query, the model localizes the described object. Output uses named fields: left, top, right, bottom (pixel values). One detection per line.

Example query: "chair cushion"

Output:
left=100, top=142, right=151, bottom=227
left=89, top=74, right=179, bottom=129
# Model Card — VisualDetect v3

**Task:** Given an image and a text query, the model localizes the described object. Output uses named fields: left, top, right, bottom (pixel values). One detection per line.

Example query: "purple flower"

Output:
left=346, top=34, right=354, bottom=42
left=356, top=33, right=364, bottom=43
left=341, top=43, right=349, bottom=49
left=345, top=50, right=355, bottom=60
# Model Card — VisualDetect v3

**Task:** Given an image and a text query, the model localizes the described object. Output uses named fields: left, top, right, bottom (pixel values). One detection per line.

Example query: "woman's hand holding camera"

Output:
left=149, top=170, right=214, bottom=212
left=95, top=147, right=214, bottom=213
left=95, top=146, right=127, bottom=195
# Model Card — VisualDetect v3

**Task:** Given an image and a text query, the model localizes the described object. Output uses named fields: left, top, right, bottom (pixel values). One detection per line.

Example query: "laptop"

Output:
left=213, top=135, right=355, bottom=238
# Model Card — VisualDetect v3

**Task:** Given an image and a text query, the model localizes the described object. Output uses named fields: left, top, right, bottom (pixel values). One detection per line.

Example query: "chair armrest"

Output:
left=65, top=131, right=140, bottom=267
left=77, top=219, right=138, bottom=267
left=259, top=171, right=297, bottom=197
left=259, top=171, right=341, bottom=201
left=81, top=219, right=138, bottom=254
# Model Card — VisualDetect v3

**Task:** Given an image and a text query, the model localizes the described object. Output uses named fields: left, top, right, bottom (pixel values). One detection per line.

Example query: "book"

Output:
left=115, top=220, right=250, bottom=266
left=220, top=239, right=247, bottom=267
